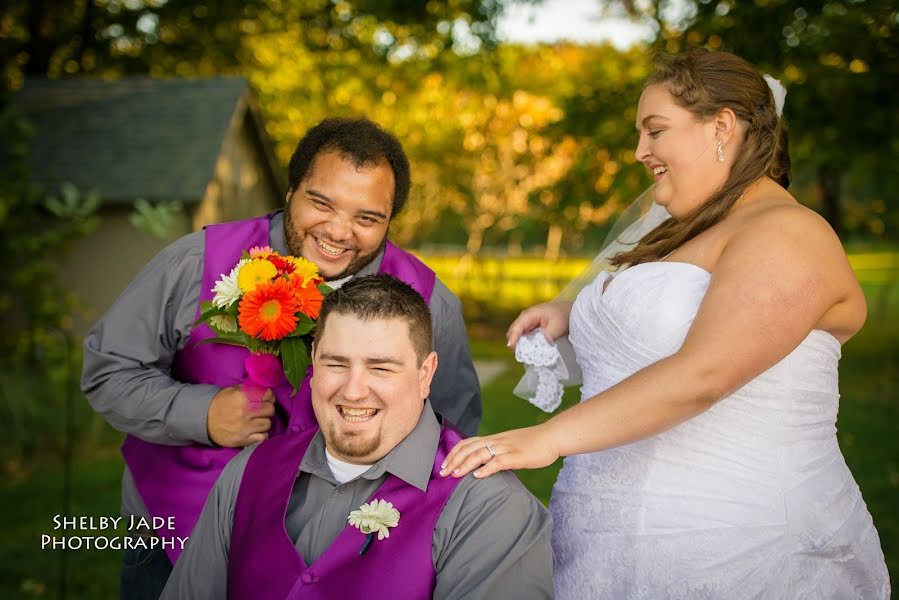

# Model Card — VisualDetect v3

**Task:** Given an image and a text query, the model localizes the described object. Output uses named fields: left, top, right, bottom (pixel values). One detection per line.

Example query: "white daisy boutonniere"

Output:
left=348, top=499, right=400, bottom=555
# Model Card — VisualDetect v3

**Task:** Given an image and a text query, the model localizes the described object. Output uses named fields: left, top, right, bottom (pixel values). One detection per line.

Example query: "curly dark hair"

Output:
left=287, top=118, right=412, bottom=217
left=316, top=274, right=432, bottom=363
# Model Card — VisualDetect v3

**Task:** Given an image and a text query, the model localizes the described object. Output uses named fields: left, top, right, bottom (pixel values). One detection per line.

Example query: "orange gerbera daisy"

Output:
left=238, top=278, right=300, bottom=341
left=291, top=277, right=325, bottom=320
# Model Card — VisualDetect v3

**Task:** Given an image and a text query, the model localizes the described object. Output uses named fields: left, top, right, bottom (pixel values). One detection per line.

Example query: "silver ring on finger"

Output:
left=485, top=443, right=497, bottom=459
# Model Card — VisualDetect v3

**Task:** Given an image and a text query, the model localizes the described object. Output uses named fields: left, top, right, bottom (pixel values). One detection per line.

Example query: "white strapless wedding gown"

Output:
left=551, top=262, right=890, bottom=599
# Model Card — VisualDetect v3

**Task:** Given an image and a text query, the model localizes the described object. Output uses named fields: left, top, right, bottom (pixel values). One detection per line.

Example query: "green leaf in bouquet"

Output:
left=318, top=283, right=334, bottom=296
left=281, top=337, right=311, bottom=394
left=195, top=302, right=221, bottom=326
left=247, top=339, right=278, bottom=355
left=195, top=335, right=249, bottom=348
left=289, top=313, right=317, bottom=337
left=194, top=325, right=248, bottom=344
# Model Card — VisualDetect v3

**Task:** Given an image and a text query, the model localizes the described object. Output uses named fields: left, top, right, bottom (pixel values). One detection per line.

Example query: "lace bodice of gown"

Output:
left=551, top=262, right=890, bottom=599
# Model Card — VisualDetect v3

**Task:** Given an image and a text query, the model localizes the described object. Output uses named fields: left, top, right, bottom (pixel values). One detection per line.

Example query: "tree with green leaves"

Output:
left=1, top=0, right=503, bottom=89
left=585, top=0, right=898, bottom=238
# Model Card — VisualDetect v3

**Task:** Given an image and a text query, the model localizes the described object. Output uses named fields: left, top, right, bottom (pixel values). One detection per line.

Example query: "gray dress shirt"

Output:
left=81, top=211, right=481, bottom=519
left=162, top=403, right=554, bottom=600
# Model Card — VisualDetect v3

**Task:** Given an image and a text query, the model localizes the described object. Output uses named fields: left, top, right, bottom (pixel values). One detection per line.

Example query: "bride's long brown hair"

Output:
left=610, top=49, right=791, bottom=268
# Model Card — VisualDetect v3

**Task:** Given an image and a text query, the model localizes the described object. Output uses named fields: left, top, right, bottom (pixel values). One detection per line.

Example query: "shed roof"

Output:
left=11, top=77, right=283, bottom=204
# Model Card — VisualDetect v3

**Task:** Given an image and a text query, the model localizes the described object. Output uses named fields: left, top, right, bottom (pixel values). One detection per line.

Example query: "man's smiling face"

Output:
left=310, top=312, right=437, bottom=464
left=284, top=150, right=394, bottom=280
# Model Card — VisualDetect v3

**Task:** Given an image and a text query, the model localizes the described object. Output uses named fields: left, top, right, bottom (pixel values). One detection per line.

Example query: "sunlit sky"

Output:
left=496, top=0, right=655, bottom=48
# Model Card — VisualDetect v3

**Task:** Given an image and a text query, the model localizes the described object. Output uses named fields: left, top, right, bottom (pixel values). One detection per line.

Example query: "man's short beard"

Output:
left=325, top=426, right=381, bottom=461
left=283, top=206, right=387, bottom=281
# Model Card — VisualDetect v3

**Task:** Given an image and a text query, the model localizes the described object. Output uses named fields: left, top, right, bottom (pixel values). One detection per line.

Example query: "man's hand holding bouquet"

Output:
left=197, top=246, right=330, bottom=446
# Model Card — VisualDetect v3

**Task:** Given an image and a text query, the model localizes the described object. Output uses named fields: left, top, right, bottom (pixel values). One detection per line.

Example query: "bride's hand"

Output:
left=506, top=301, right=573, bottom=349
left=439, top=425, right=560, bottom=479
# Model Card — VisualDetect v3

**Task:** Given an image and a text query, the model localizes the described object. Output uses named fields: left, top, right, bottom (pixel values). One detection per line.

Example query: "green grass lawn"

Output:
left=835, top=322, right=899, bottom=586
left=0, top=448, right=125, bottom=598
left=1, top=297, right=896, bottom=598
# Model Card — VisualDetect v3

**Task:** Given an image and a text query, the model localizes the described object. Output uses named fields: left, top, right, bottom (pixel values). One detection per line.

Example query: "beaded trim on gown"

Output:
left=551, top=262, right=890, bottom=599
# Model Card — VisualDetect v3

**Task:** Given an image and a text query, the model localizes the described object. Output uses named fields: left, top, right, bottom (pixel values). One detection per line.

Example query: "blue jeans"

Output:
left=120, top=543, right=171, bottom=600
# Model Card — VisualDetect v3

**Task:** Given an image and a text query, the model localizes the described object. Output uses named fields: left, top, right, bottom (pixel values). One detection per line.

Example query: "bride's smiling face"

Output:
left=634, top=84, right=727, bottom=220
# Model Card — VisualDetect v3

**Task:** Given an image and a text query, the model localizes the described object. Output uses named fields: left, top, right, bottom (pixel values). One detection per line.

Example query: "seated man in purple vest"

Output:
left=81, top=118, right=481, bottom=599
left=161, top=274, right=553, bottom=600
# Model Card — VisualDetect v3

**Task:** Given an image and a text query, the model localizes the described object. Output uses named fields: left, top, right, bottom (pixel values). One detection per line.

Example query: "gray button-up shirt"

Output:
left=162, top=403, right=554, bottom=600
left=81, top=211, right=481, bottom=519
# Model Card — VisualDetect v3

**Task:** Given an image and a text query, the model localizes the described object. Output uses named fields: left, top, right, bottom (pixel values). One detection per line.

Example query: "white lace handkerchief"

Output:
left=513, top=329, right=582, bottom=412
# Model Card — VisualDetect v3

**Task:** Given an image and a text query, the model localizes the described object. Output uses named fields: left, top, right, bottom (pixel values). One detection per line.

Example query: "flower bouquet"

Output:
left=196, top=246, right=331, bottom=406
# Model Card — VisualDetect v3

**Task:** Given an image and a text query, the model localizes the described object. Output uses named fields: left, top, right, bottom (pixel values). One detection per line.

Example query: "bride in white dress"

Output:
left=442, top=49, right=890, bottom=598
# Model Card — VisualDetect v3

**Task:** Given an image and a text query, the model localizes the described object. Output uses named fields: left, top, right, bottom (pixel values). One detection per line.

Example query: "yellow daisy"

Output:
left=288, top=256, right=320, bottom=281
left=237, top=258, right=278, bottom=293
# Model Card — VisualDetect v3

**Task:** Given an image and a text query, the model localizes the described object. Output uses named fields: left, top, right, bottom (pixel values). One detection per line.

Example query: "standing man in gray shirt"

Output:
left=81, top=118, right=481, bottom=599
left=162, top=274, right=552, bottom=600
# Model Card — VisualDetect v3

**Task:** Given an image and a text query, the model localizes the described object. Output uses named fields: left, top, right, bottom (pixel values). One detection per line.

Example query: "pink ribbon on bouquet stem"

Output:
left=243, top=353, right=285, bottom=410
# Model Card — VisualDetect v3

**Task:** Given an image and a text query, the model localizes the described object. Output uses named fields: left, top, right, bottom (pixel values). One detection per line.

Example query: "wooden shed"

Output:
left=11, top=77, right=286, bottom=326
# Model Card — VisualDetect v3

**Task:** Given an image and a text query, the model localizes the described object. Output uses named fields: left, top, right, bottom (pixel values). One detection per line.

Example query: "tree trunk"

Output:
left=817, top=164, right=843, bottom=238
left=545, top=223, right=562, bottom=261
left=72, top=0, right=96, bottom=71
left=465, top=226, right=484, bottom=257
left=25, top=0, right=56, bottom=76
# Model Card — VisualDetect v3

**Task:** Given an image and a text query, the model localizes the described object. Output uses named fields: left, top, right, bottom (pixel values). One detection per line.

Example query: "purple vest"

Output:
left=227, top=423, right=464, bottom=600
left=120, top=213, right=437, bottom=564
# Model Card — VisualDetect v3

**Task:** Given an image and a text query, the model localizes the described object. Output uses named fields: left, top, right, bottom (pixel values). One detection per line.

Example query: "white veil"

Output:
left=557, top=185, right=670, bottom=300
left=513, top=186, right=671, bottom=412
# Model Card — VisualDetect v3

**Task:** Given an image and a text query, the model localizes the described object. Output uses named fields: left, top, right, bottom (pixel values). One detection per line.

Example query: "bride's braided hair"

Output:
left=611, top=49, right=791, bottom=268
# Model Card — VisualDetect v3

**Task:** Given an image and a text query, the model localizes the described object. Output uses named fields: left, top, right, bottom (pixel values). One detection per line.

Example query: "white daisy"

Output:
left=211, top=259, right=247, bottom=308
left=348, top=499, right=401, bottom=541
